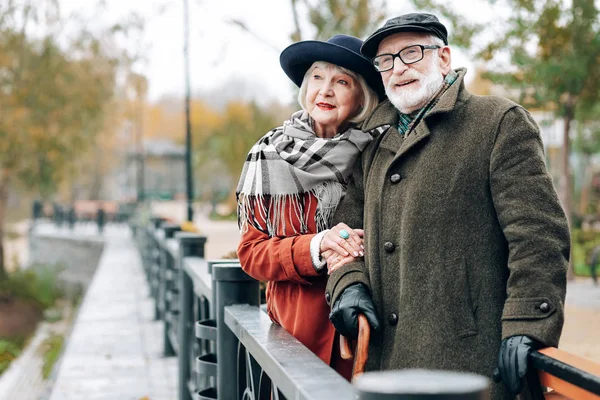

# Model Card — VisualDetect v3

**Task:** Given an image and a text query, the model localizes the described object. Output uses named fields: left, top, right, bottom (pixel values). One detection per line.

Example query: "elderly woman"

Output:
left=236, top=34, right=383, bottom=379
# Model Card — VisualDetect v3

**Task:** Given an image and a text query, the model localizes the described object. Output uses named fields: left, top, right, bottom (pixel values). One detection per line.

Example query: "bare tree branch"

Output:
left=225, top=18, right=281, bottom=53
left=290, top=0, right=303, bottom=41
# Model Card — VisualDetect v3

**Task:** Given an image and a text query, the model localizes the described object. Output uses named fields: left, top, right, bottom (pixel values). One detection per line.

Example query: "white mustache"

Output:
left=388, top=72, right=423, bottom=88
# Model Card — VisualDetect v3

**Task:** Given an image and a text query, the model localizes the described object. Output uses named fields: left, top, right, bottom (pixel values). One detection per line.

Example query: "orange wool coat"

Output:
left=237, top=192, right=351, bottom=377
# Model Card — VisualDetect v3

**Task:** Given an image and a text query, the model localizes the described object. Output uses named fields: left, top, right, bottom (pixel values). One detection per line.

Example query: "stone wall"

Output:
left=28, top=229, right=105, bottom=297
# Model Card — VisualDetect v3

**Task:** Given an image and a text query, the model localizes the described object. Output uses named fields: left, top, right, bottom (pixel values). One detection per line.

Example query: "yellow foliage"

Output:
left=224, top=101, right=252, bottom=123
left=180, top=221, right=200, bottom=234
left=466, top=66, right=493, bottom=96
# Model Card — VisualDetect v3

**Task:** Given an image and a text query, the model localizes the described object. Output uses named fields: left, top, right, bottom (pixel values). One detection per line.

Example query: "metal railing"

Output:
left=134, top=219, right=600, bottom=400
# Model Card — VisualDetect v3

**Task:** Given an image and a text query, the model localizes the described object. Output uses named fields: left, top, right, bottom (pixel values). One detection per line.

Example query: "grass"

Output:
left=0, top=264, right=63, bottom=309
left=40, top=333, right=65, bottom=379
left=0, top=264, right=64, bottom=377
left=571, top=228, right=600, bottom=277
left=0, top=337, right=26, bottom=375
left=209, top=211, right=237, bottom=221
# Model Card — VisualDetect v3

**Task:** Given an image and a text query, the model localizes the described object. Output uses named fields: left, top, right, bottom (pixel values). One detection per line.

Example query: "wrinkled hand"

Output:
left=320, top=223, right=364, bottom=259
left=320, top=249, right=350, bottom=274
left=329, top=283, right=380, bottom=340
left=327, top=252, right=359, bottom=275
left=493, top=335, right=543, bottom=395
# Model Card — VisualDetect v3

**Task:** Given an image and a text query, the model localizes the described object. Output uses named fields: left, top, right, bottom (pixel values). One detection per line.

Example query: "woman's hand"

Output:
left=327, top=253, right=358, bottom=275
left=319, top=249, right=354, bottom=275
left=320, top=223, right=364, bottom=258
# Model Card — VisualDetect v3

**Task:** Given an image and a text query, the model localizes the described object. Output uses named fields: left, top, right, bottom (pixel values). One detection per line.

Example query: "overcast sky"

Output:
left=59, top=0, right=501, bottom=105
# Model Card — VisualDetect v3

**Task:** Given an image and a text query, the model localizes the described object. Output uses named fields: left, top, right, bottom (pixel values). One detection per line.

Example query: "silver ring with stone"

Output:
left=339, top=229, right=350, bottom=240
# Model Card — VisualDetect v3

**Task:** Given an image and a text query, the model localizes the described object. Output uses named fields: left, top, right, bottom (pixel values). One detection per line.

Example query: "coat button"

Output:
left=384, top=241, right=395, bottom=253
left=390, top=174, right=402, bottom=184
left=539, top=302, right=550, bottom=313
left=325, top=292, right=331, bottom=305
left=388, top=313, right=398, bottom=326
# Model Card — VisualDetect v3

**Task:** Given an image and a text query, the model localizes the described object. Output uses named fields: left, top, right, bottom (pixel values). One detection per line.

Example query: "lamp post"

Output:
left=137, top=95, right=145, bottom=204
left=183, top=0, right=194, bottom=222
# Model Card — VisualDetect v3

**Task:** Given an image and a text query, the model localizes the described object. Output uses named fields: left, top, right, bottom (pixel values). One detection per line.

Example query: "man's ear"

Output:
left=439, top=46, right=452, bottom=75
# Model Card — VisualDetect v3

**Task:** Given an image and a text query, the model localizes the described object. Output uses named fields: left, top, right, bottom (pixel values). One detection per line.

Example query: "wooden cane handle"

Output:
left=353, top=314, right=371, bottom=378
left=340, top=335, right=353, bottom=360
left=338, top=314, right=371, bottom=379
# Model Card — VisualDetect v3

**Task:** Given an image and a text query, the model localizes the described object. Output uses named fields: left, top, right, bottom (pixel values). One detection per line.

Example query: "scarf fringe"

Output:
left=238, top=181, right=344, bottom=237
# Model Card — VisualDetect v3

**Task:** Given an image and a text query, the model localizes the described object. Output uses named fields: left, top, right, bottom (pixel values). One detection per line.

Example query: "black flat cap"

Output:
left=361, top=13, right=448, bottom=58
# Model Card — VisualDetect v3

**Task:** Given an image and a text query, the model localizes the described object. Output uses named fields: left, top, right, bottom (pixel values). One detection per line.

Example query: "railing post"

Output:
left=141, top=225, right=152, bottom=281
left=213, top=264, right=260, bottom=400
left=354, top=369, right=489, bottom=399
left=150, top=216, right=166, bottom=229
left=161, top=223, right=182, bottom=356
left=177, top=232, right=207, bottom=400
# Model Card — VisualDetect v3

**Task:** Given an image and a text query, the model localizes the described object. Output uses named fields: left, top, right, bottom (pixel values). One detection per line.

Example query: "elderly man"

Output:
left=320, top=13, right=570, bottom=399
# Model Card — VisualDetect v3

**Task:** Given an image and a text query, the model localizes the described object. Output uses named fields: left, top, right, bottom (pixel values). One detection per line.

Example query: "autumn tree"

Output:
left=574, top=103, right=600, bottom=215
left=0, top=1, right=143, bottom=276
left=196, top=101, right=284, bottom=211
left=289, top=0, right=388, bottom=41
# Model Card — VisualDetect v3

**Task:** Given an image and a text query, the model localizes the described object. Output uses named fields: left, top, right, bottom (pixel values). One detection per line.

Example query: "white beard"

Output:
left=385, top=59, right=445, bottom=114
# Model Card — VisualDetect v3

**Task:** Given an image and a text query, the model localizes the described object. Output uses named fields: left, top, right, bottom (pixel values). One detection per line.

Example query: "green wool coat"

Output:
left=326, top=68, right=570, bottom=400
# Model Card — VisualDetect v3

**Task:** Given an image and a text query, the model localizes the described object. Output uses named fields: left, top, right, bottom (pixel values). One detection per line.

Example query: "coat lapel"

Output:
left=392, top=122, right=431, bottom=163
left=379, top=125, right=403, bottom=154
left=389, top=68, right=468, bottom=165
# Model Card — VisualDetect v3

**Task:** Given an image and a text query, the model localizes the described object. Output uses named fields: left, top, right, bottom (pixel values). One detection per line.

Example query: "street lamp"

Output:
left=137, top=94, right=145, bottom=204
left=183, top=0, right=194, bottom=222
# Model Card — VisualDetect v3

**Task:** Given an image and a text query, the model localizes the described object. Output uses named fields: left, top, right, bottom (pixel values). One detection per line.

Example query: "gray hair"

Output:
left=297, top=61, right=379, bottom=124
left=428, top=34, right=445, bottom=48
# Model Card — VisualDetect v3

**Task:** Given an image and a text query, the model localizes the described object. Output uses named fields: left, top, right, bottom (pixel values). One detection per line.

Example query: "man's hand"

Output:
left=329, top=283, right=379, bottom=339
left=493, top=335, right=543, bottom=395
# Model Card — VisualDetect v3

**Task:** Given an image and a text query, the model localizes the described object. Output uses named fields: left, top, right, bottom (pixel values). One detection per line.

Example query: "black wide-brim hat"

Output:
left=280, top=34, right=385, bottom=99
left=361, top=13, right=448, bottom=59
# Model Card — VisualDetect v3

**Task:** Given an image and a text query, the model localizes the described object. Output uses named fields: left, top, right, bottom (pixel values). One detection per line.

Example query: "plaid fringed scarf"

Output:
left=237, top=110, right=385, bottom=237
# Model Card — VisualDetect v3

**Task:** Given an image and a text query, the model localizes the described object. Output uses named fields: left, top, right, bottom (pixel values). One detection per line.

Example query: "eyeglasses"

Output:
left=372, top=44, right=441, bottom=72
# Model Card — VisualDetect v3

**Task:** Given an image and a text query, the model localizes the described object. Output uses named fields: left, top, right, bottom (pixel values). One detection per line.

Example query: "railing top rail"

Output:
left=153, top=229, right=165, bottom=242
left=212, top=262, right=255, bottom=281
left=225, top=304, right=356, bottom=400
left=533, top=347, right=600, bottom=399
left=183, top=256, right=212, bottom=299
left=165, top=238, right=179, bottom=259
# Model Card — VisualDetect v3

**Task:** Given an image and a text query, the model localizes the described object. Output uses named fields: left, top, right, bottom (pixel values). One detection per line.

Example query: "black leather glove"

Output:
left=329, top=283, right=380, bottom=339
left=493, top=335, right=543, bottom=395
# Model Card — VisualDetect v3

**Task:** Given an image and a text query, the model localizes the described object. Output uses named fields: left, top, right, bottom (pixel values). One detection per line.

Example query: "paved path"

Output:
left=565, top=278, right=600, bottom=309
left=560, top=278, right=600, bottom=362
left=47, top=226, right=178, bottom=400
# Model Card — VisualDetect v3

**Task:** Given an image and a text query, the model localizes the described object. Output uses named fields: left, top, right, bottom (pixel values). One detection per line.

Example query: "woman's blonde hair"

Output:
left=297, top=61, right=379, bottom=124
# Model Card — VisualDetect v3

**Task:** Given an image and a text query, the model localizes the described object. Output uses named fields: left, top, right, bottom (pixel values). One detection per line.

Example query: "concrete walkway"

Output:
left=47, top=225, right=177, bottom=400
